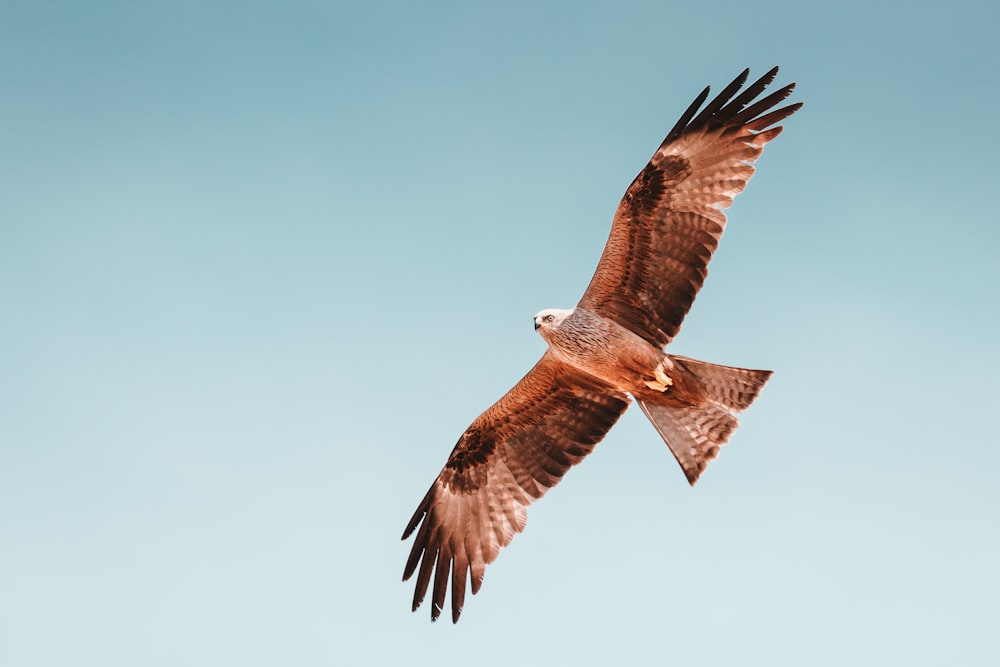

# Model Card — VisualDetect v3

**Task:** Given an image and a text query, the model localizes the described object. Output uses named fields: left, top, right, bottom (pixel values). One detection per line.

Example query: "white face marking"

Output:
left=533, top=308, right=574, bottom=334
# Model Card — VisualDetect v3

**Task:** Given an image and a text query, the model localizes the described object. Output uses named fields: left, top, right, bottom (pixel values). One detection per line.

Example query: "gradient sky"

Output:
left=3, top=1, right=999, bottom=665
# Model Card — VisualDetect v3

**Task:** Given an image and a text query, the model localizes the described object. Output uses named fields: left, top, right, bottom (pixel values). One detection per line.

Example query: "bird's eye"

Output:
left=544, top=314, right=554, bottom=323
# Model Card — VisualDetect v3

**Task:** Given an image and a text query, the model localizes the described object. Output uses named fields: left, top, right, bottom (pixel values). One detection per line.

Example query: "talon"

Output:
left=644, top=363, right=673, bottom=393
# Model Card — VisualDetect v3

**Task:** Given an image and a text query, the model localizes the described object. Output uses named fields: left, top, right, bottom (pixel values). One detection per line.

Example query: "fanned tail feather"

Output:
left=638, top=357, right=771, bottom=484
left=671, top=356, right=772, bottom=412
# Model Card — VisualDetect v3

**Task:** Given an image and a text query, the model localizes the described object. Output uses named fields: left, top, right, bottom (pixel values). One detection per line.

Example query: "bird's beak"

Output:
left=533, top=319, right=541, bottom=331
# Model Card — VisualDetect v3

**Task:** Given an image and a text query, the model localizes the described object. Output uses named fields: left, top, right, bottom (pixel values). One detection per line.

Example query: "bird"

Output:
left=402, top=67, right=801, bottom=623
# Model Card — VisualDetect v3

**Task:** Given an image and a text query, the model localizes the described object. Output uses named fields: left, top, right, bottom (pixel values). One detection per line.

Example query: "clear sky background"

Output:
left=2, top=1, right=998, bottom=665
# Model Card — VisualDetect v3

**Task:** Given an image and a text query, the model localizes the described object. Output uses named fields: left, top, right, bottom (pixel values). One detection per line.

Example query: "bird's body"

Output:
left=537, top=307, right=663, bottom=392
left=403, top=67, right=801, bottom=622
left=536, top=304, right=771, bottom=480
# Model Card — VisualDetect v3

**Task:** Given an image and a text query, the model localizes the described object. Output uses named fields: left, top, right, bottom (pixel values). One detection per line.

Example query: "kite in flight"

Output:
left=402, top=67, right=801, bottom=622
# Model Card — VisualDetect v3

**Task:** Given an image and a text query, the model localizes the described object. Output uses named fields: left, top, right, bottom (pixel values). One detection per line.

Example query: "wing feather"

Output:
left=401, top=352, right=630, bottom=622
left=579, top=67, right=802, bottom=348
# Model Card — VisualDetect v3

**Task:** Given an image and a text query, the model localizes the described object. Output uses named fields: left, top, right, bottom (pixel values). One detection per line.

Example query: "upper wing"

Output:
left=401, top=352, right=630, bottom=623
left=579, top=67, right=802, bottom=349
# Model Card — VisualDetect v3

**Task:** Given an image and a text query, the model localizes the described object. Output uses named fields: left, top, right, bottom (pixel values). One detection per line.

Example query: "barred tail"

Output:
left=637, top=357, right=771, bottom=485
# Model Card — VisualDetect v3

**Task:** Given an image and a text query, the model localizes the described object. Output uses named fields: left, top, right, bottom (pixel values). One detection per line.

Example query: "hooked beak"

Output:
left=533, top=318, right=541, bottom=331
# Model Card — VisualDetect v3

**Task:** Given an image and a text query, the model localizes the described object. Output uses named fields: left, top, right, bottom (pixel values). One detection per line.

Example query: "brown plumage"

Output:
left=403, top=67, right=801, bottom=622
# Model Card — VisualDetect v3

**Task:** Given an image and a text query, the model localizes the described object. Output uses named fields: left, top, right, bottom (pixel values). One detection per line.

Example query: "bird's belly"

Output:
left=549, top=319, right=664, bottom=392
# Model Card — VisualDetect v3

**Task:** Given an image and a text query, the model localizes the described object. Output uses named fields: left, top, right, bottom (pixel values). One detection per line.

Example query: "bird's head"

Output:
left=533, top=308, right=573, bottom=340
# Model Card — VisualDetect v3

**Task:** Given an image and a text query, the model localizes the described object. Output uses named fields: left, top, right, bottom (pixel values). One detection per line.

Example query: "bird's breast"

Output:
left=548, top=308, right=663, bottom=390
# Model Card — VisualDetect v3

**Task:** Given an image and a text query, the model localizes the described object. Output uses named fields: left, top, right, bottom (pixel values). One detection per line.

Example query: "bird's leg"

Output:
left=643, top=360, right=674, bottom=393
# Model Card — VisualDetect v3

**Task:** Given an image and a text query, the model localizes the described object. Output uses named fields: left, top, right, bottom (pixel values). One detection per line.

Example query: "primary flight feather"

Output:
left=402, top=67, right=802, bottom=623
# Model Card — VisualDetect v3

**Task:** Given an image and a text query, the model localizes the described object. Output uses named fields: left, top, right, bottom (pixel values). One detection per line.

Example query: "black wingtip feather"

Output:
left=401, top=485, right=434, bottom=540
left=431, top=547, right=450, bottom=621
left=412, top=548, right=435, bottom=611
left=730, top=83, right=796, bottom=128
left=726, top=67, right=780, bottom=116
left=688, top=68, right=750, bottom=129
left=746, top=101, right=803, bottom=132
left=664, top=85, right=710, bottom=144
left=662, top=67, right=800, bottom=146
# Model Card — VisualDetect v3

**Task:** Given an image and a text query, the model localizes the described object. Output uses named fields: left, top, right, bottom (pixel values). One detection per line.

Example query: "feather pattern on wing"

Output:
left=579, top=66, right=802, bottom=348
left=401, top=352, right=630, bottom=623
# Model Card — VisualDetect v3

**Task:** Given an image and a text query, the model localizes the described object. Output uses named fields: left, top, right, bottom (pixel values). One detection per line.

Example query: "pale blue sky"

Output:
left=2, top=1, right=999, bottom=665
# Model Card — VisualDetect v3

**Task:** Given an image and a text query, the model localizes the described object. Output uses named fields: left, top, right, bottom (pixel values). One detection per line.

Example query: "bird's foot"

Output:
left=643, top=363, right=673, bottom=393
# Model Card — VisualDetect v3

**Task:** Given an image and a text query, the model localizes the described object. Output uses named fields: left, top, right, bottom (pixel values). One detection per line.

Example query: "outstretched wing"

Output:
left=401, top=352, right=630, bottom=623
left=579, top=67, right=802, bottom=349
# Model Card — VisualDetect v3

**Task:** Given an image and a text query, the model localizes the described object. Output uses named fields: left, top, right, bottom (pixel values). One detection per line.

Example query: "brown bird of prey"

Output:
left=402, top=67, right=801, bottom=623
